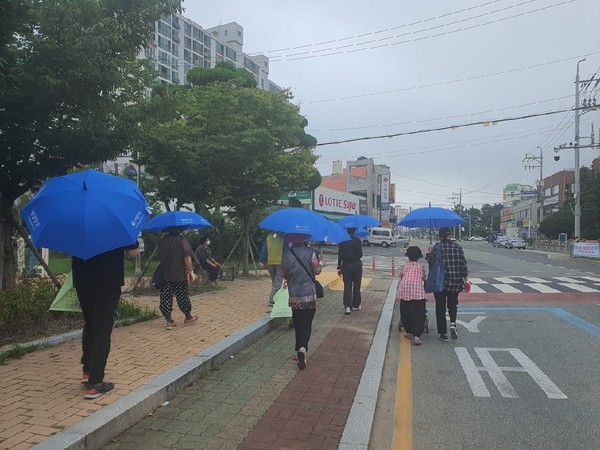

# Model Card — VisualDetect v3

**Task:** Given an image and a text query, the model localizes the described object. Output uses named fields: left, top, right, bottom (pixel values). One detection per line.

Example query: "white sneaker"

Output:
left=345, top=307, right=352, bottom=314
left=352, top=305, right=361, bottom=311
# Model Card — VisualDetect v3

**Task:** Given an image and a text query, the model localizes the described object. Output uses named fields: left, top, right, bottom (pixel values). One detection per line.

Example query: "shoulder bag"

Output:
left=425, top=243, right=445, bottom=293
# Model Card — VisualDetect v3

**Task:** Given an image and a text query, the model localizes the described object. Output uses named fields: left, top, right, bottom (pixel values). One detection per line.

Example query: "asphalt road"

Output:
left=371, top=239, right=600, bottom=450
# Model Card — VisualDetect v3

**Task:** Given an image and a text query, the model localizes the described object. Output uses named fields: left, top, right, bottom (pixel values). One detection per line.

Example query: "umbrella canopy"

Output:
left=309, top=220, right=350, bottom=244
left=337, top=214, right=381, bottom=229
left=142, top=210, right=212, bottom=233
left=260, top=208, right=349, bottom=244
left=399, top=207, right=464, bottom=229
left=21, top=169, right=152, bottom=260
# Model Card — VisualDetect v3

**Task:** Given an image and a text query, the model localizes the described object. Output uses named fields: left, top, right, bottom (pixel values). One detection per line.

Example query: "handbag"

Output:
left=425, top=244, right=445, bottom=293
left=290, top=247, right=324, bottom=298
left=151, top=264, right=165, bottom=290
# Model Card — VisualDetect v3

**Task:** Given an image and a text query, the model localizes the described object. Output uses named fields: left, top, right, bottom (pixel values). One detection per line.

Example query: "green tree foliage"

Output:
left=186, top=61, right=257, bottom=88
left=579, top=167, right=600, bottom=239
left=539, top=206, right=573, bottom=239
left=0, top=0, right=181, bottom=288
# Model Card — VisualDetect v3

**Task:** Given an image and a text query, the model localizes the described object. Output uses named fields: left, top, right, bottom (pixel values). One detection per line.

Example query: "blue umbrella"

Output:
left=142, top=210, right=212, bottom=232
left=260, top=208, right=348, bottom=243
left=354, top=227, right=369, bottom=238
left=21, top=169, right=152, bottom=260
left=399, top=207, right=464, bottom=228
left=309, top=220, right=350, bottom=244
left=338, top=214, right=381, bottom=229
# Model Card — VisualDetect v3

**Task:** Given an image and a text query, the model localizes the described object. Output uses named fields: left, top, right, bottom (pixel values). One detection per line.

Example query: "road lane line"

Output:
left=558, top=283, right=600, bottom=293
left=393, top=335, right=412, bottom=450
left=491, top=284, right=522, bottom=293
left=525, top=283, right=561, bottom=293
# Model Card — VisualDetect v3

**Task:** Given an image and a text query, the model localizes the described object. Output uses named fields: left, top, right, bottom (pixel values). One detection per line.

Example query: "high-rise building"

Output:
left=140, top=13, right=280, bottom=92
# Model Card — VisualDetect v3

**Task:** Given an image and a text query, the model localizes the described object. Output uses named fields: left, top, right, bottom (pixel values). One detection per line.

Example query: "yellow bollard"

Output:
left=372, top=255, right=376, bottom=272
left=391, top=256, right=395, bottom=277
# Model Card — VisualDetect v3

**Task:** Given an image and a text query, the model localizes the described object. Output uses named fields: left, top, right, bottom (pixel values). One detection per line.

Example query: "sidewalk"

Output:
left=0, top=267, right=394, bottom=450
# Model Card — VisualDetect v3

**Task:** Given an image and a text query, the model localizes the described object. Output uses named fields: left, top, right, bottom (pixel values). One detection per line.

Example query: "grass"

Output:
left=0, top=343, right=43, bottom=365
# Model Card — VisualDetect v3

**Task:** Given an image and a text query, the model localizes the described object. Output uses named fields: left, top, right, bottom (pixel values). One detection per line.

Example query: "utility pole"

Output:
left=523, top=146, right=544, bottom=232
left=553, top=59, right=599, bottom=239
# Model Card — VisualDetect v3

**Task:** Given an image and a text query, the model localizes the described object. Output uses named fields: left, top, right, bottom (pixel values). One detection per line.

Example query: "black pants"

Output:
left=292, top=308, right=316, bottom=352
left=434, top=290, right=459, bottom=335
left=76, top=287, right=121, bottom=385
left=201, top=262, right=220, bottom=281
left=159, top=281, right=192, bottom=321
left=341, top=261, right=362, bottom=308
left=399, top=299, right=427, bottom=337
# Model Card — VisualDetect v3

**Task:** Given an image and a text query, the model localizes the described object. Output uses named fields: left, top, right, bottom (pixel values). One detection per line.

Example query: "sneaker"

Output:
left=450, top=324, right=458, bottom=340
left=345, top=307, right=352, bottom=314
left=184, top=315, right=198, bottom=326
left=404, top=333, right=414, bottom=339
left=438, top=334, right=449, bottom=342
left=165, top=321, right=176, bottom=330
left=84, top=382, right=114, bottom=399
left=297, top=347, right=307, bottom=370
left=352, top=305, right=361, bottom=311
left=413, top=336, right=423, bottom=345
left=81, top=372, right=89, bottom=384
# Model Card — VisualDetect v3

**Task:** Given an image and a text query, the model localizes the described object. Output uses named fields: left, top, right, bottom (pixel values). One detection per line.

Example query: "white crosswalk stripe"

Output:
left=525, top=283, right=562, bottom=293
left=491, top=284, right=522, bottom=293
left=553, top=276, right=586, bottom=283
left=558, top=283, right=600, bottom=293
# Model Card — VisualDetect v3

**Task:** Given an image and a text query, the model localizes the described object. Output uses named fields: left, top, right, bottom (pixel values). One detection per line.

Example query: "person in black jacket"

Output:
left=337, top=227, right=363, bottom=314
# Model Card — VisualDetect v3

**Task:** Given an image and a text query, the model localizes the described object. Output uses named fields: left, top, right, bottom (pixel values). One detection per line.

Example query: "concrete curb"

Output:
left=339, top=279, right=397, bottom=449
left=33, top=278, right=340, bottom=450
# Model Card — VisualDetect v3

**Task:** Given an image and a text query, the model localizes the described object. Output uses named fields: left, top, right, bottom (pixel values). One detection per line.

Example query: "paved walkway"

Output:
left=0, top=267, right=394, bottom=450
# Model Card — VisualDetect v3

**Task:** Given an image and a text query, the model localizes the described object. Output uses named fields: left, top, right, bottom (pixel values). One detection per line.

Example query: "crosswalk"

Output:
left=467, top=276, right=600, bottom=294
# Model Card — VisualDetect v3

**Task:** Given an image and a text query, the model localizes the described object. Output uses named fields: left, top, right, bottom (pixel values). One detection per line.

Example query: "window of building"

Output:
left=159, top=64, right=170, bottom=79
left=203, top=34, right=211, bottom=47
left=171, top=57, right=178, bottom=69
left=216, top=42, right=224, bottom=54
left=171, top=43, right=179, bottom=56
left=184, top=22, right=191, bottom=36
left=237, top=30, right=242, bottom=37
left=192, top=40, right=202, bottom=54
left=171, top=30, right=180, bottom=44
left=158, top=50, right=169, bottom=65
left=172, top=16, right=180, bottom=29
left=192, top=53, right=201, bottom=65
left=193, top=26, right=203, bottom=41
left=216, top=55, right=224, bottom=62
left=157, top=21, right=171, bottom=37
left=551, top=185, right=560, bottom=195
left=204, top=60, right=211, bottom=68
left=244, top=57, right=259, bottom=75
left=184, top=49, right=191, bottom=63
left=184, top=36, right=191, bottom=50
left=157, top=35, right=170, bottom=52
left=225, top=47, right=236, bottom=60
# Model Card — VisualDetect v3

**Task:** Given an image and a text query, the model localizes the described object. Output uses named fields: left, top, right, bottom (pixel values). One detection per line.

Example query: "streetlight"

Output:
left=573, top=58, right=584, bottom=239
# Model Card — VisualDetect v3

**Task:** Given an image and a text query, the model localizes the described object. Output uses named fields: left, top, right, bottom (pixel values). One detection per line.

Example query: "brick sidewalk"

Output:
left=0, top=276, right=276, bottom=450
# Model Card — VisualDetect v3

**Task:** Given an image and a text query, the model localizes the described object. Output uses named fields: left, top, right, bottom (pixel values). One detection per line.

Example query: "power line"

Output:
left=315, top=106, right=575, bottom=147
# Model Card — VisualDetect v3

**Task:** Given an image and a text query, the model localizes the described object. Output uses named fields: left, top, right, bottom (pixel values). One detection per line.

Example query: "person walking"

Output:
left=157, top=226, right=198, bottom=330
left=195, top=236, right=221, bottom=283
left=72, top=241, right=141, bottom=399
left=426, top=227, right=469, bottom=342
left=337, top=227, right=363, bottom=314
left=258, top=232, right=284, bottom=305
left=396, top=246, right=427, bottom=345
left=282, top=233, right=322, bottom=369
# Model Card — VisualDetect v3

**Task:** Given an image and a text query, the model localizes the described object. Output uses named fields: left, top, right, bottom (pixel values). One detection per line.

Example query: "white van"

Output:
left=362, top=227, right=397, bottom=248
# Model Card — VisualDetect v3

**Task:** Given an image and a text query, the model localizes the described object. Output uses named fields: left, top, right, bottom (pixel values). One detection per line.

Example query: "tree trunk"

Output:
left=0, top=197, right=17, bottom=290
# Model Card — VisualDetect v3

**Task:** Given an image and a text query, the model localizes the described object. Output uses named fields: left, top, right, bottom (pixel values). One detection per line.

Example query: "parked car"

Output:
left=493, top=236, right=509, bottom=247
left=469, top=235, right=484, bottom=241
left=362, top=227, right=398, bottom=248
left=506, top=237, right=526, bottom=249
left=396, top=236, right=410, bottom=248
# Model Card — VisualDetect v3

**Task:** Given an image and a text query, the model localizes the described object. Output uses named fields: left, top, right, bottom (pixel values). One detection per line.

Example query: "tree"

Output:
left=0, top=0, right=181, bottom=288
left=539, top=206, right=573, bottom=239
left=579, top=167, right=600, bottom=239
left=136, top=70, right=320, bottom=274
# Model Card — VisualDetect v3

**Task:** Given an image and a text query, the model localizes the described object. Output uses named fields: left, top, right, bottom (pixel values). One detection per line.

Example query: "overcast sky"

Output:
left=182, top=0, right=600, bottom=211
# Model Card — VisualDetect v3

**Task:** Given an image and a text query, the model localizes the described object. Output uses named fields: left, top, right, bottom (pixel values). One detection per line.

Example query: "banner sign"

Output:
left=572, top=243, right=600, bottom=259
left=380, top=175, right=390, bottom=209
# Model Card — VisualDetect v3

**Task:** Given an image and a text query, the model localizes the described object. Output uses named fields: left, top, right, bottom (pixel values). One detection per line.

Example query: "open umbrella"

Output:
left=337, top=214, right=381, bottom=229
left=398, top=207, right=464, bottom=229
left=309, top=220, right=350, bottom=244
left=142, top=210, right=212, bottom=233
left=260, top=208, right=348, bottom=244
left=21, top=169, right=152, bottom=260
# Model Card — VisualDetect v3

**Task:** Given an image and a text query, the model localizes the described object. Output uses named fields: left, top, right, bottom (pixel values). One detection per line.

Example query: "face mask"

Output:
left=206, top=240, right=210, bottom=246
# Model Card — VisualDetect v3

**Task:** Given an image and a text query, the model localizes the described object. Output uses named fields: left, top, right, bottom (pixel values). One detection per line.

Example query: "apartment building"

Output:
left=140, top=13, right=281, bottom=92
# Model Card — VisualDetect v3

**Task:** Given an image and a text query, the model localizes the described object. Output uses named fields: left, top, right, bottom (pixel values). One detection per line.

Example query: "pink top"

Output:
left=396, top=261, right=427, bottom=302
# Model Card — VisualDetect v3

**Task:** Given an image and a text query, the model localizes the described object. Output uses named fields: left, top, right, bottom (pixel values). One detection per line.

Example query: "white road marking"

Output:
left=456, top=316, right=486, bottom=333
left=553, top=277, right=586, bottom=283
left=520, top=277, right=549, bottom=283
left=558, top=283, right=600, bottom=293
left=579, top=276, right=600, bottom=282
left=468, top=278, right=488, bottom=284
left=455, top=347, right=567, bottom=399
left=493, top=277, right=519, bottom=284
left=468, top=284, right=486, bottom=294
left=491, top=284, right=523, bottom=294
left=525, top=283, right=561, bottom=293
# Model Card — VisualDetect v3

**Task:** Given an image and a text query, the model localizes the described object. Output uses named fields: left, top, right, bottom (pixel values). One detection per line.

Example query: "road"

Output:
left=371, top=239, right=600, bottom=450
